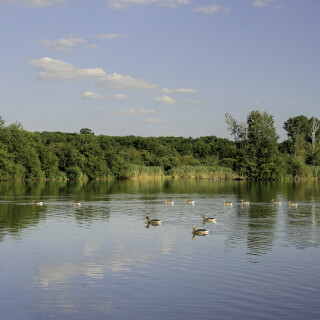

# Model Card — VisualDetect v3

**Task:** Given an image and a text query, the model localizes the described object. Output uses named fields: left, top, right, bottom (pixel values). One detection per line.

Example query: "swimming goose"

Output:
left=71, top=200, right=81, bottom=206
left=191, top=225, right=209, bottom=236
left=271, top=199, right=281, bottom=204
left=202, top=215, right=216, bottom=223
left=165, top=200, right=174, bottom=205
left=240, top=200, right=250, bottom=205
left=288, top=201, right=298, bottom=207
left=186, top=199, right=195, bottom=205
left=146, top=216, right=162, bottom=226
left=33, top=200, right=43, bottom=206
left=223, top=201, right=232, bottom=206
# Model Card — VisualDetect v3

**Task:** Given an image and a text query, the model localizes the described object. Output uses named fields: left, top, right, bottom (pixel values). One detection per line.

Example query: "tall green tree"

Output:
left=283, top=115, right=309, bottom=156
left=225, top=110, right=281, bottom=179
left=247, top=110, right=280, bottom=179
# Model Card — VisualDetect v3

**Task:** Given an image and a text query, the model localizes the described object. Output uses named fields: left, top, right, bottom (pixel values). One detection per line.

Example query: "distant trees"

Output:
left=224, top=111, right=320, bottom=180
left=1, top=112, right=320, bottom=181
left=80, top=128, right=94, bottom=135
left=0, top=118, right=44, bottom=180
left=0, top=115, right=239, bottom=181
left=282, top=115, right=320, bottom=177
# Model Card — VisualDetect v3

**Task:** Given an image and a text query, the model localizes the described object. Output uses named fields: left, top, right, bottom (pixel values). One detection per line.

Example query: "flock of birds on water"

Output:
left=32, top=198, right=299, bottom=237
left=147, top=199, right=298, bottom=237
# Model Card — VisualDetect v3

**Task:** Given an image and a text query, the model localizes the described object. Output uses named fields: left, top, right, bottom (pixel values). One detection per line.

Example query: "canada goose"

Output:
left=271, top=199, right=281, bottom=204
left=146, top=216, right=162, bottom=226
left=71, top=201, right=81, bottom=206
left=223, top=201, right=232, bottom=206
left=165, top=200, right=174, bottom=205
left=191, top=225, right=209, bottom=236
left=186, top=199, right=195, bottom=205
left=288, top=201, right=298, bottom=207
left=240, top=200, right=250, bottom=205
left=33, top=200, right=43, bottom=206
left=202, top=215, right=216, bottom=223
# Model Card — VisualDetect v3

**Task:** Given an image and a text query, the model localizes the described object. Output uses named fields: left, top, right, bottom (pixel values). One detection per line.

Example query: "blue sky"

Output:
left=0, top=0, right=319, bottom=140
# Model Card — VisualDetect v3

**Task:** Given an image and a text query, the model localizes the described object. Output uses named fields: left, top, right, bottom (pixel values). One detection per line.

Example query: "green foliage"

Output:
left=282, top=115, right=320, bottom=177
left=2, top=111, right=320, bottom=182
left=290, top=156, right=310, bottom=179
left=66, top=166, right=84, bottom=179
left=118, top=164, right=164, bottom=179
left=219, top=158, right=236, bottom=169
left=226, top=110, right=280, bottom=180
left=170, top=165, right=237, bottom=180
left=80, top=128, right=94, bottom=135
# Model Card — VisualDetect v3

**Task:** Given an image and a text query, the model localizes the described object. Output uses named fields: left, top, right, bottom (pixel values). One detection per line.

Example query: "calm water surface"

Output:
left=0, top=180, right=320, bottom=320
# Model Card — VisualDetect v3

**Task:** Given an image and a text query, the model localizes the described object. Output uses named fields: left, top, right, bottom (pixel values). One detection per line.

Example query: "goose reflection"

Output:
left=202, top=215, right=216, bottom=224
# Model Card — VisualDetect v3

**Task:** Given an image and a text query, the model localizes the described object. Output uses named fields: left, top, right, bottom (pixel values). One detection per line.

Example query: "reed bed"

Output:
left=119, top=165, right=165, bottom=179
left=169, top=165, right=239, bottom=180
left=118, top=164, right=239, bottom=180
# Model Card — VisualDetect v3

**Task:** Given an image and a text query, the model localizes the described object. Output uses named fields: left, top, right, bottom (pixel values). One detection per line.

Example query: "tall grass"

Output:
left=169, top=165, right=239, bottom=180
left=118, top=164, right=240, bottom=180
left=119, top=164, right=164, bottom=179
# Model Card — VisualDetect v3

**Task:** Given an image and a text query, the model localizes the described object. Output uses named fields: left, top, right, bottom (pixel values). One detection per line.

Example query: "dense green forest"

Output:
left=0, top=111, right=320, bottom=181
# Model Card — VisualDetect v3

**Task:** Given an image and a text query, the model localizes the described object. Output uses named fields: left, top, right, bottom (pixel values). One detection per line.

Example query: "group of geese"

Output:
left=147, top=198, right=299, bottom=237
left=33, top=197, right=298, bottom=237
left=164, top=199, right=195, bottom=205
left=32, top=200, right=81, bottom=206
left=146, top=214, right=214, bottom=236
left=146, top=199, right=217, bottom=236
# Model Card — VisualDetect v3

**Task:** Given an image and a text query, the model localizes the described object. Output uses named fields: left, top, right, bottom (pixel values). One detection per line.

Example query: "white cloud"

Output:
left=99, top=108, right=156, bottom=117
left=158, top=0, right=189, bottom=8
left=104, top=0, right=189, bottom=9
left=29, top=57, right=106, bottom=81
left=2, top=0, right=65, bottom=7
left=39, top=36, right=85, bottom=51
left=156, top=95, right=177, bottom=105
left=184, top=98, right=201, bottom=104
left=288, top=100, right=296, bottom=105
left=83, top=92, right=128, bottom=100
left=143, top=118, right=168, bottom=124
left=160, top=87, right=198, bottom=94
left=1, top=0, right=189, bottom=8
left=29, top=57, right=158, bottom=90
left=97, top=73, right=158, bottom=90
left=84, top=44, right=99, bottom=50
left=83, top=91, right=105, bottom=100
left=193, top=4, right=230, bottom=14
left=94, top=33, right=128, bottom=40
left=104, top=0, right=154, bottom=9
left=253, top=100, right=261, bottom=105
left=113, top=93, right=128, bottom=99
left=253, top=0, right=275, bottom=7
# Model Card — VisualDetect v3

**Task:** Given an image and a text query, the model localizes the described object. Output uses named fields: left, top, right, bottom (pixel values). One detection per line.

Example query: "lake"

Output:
left=0, top=179, right=320, bottom=320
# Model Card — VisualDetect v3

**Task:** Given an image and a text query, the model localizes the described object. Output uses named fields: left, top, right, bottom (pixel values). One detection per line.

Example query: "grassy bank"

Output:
left=117, top=164, right=240, bottom=180
left=118, top=165, right=165, bottom=179
left=168, top=165, right=240, bottom=180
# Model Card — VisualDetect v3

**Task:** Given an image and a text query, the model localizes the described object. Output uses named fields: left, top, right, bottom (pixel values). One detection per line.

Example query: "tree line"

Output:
left=0, top=111, right=319, bottom=181
left=225, top=111, right=320, bottom=180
